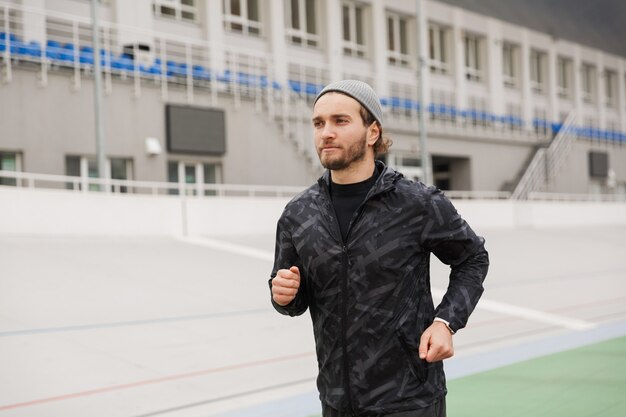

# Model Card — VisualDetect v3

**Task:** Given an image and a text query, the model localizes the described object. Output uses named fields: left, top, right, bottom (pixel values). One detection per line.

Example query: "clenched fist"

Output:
left=271, top=266, right=300, bottom=306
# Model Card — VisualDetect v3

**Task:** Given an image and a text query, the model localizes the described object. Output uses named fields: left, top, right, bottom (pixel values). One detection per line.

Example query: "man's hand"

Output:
left=271, top=266, right=301, bottom=306
left=418, top=321, right=454, bottom=363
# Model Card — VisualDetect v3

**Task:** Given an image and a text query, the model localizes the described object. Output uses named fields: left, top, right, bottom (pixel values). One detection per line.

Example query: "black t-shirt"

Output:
left=330, top=167, right=380, bottom=242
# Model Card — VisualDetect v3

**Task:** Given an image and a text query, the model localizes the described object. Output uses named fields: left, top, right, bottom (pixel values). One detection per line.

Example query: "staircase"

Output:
left=511, top=111, right=577, bottom=200
left=269, top=89, right=323, bottom=179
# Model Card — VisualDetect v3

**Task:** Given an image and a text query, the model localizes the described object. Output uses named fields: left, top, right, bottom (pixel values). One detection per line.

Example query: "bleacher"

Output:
left=3, top=28, right=625, bottom=144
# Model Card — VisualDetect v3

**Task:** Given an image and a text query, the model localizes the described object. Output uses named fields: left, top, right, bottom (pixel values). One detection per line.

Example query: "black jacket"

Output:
left=270, top=162, right=489, bottom=415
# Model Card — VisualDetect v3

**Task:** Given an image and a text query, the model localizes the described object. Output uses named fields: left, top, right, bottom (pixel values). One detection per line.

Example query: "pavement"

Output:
left=1, top=225, right=625, bottom=417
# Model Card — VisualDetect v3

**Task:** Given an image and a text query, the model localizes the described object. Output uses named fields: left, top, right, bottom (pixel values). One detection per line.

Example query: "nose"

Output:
left=321, top=122, right=335, bottom=140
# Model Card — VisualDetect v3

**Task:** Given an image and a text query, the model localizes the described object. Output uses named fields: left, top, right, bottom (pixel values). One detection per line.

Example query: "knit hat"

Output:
left=314, top=80, right=383, bottom=126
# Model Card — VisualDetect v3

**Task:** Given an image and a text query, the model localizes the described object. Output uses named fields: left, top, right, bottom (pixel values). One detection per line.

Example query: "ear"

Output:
left=367, top=122, right=380, bottom=146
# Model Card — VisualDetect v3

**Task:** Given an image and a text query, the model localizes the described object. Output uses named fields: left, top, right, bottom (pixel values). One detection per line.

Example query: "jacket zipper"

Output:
left=340, top=243, right=353, bottom=414
left=320, top=171, right=395, bottom=415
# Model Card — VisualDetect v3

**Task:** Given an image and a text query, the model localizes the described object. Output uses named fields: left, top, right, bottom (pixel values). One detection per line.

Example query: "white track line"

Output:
left=179, top=236, right=596, bottom=331
left=430, top=289, right=596, bottom=331
left=177, top=236, right=274, bottom=262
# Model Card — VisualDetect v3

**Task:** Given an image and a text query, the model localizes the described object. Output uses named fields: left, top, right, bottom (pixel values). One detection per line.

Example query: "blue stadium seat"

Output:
left=0, top=32, right=18, bottom=42
left=45, top=40, right=63, bottom=61
left=237, top=71, right=253, bottom=86
left=217, top=69, right=232, bottom=83
left=192, top=64, right=211, bottom=80
left=79, top=46, right=94, bottom=65
left=58, top=43, right=77, bottom=62
left=288, top=80, right=303, bottom=93
left=305, top=82, right=322, bottom=96
left=111, top=53, right=134, bottom=71
left=24, top=41, right=42, bottom=57
left=533, top=118, right=549, bottom=131
left=257, top=75, right=281, bottom=90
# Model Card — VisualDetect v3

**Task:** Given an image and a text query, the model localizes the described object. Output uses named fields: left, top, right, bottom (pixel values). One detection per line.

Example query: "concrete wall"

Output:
left=0, top=70, right=316, bottom=186
left=2, top=187, right=625, bottom=237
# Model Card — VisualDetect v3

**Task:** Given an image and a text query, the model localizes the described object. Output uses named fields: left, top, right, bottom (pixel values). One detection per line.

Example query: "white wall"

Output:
left=2, top=187, right=626, bottom=237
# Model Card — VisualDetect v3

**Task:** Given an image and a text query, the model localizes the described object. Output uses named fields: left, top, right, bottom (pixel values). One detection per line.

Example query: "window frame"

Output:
left=604, top=69, right=617, bottom=108
left=223, top=0, right=262, bottom=36
left=529, top=49, right=546, bottom=94
left=0, top=151, right=22, bottom=186
left=581, top=63, right=596, bottom=104
left=464, top=32, right=483, bottom=82
left=153, top=0, right=197, bottom=23
left=342, top=1, right=366, bottom=58
left=65, top=155, right=133, bottom=192
left=386, top=12, right=410, bottom=67
left=167, top=160, right=222, bottom=196
left=557, top=56, right=572, bottom=99
left=502, top=41, right=518, bottom=89
left=285, top=0, right=319, bottom=48
left=428, top=23, right=449, bottom=74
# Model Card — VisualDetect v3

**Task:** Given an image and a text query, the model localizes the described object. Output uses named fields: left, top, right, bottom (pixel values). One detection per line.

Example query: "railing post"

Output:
left=3, top=5, right=13, bottom=83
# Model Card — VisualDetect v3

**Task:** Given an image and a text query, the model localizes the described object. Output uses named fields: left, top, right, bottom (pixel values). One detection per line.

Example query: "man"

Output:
left=269, top=80, right=489, bottom=417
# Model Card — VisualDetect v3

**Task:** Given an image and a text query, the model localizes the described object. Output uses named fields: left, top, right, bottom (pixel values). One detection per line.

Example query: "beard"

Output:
left=317, top=133, right=368, bottom=171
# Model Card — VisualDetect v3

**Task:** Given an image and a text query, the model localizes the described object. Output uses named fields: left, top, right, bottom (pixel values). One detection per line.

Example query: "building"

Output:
left=1, top=0, right=625, bottom=196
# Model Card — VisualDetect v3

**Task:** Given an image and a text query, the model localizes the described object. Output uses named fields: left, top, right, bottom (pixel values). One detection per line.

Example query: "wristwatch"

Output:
left=433, top=317, right=455, bottom=334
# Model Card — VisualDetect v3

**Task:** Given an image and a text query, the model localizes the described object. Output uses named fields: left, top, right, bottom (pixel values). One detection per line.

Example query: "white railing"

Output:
left=511, top=111, right=577, bottom=200
left=510, top=148, right=547, bottom=200
left=0, top=170, right=303, bottom=198
left=0, top=170, right=509, bottom=200
left=546, top=111, right=578, bottom=182
left=4, top=170, right=626, bottom=202
left=528, top=192, right=626, bottom=202
left=444, top=190, right=511, bottom=200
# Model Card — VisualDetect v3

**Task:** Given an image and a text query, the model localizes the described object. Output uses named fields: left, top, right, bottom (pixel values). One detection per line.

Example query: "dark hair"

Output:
left=359, top=106, right=392, bottom=156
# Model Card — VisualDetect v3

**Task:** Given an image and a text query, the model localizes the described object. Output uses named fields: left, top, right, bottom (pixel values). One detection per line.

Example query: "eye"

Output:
left=336, top=118, right=348, bottom=124
left=313, top=121, right=323, bottom=128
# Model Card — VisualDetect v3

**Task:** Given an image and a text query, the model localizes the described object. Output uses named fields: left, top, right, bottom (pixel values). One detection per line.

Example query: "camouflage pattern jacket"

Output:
left=270, top=162, right=489, bottom=415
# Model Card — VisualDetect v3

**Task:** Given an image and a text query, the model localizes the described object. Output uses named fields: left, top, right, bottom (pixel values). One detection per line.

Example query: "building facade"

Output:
left=1, top=0, right=625, bottom=195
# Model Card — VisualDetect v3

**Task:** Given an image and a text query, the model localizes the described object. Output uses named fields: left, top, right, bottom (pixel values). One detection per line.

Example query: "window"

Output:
left=387, top=13, right=409, bottom=67
left=153, top=0, right=197, bottom=22
left=65, top=156, right=133, bottom=192
left=605, top=70, right=617, bottom=108
left=286, top=0, right=318, bottom=47
left=429, top=23, right=449, bottom=74
left=464, top=33, right=483, bottom=81
left=342, top=2, right=365, bottom=58
left=581, top=63, right=596, bottom=103
left=530, top=49, right=546, bottom=94
left=502, top=42, right=518, bottom=88
left=0, top=151, right=21, bottom=186
left=223, top=0, right=261, bottom=36
left=557, top=56, right=572, bottom=99
left=168, top=161, right=221, bottom=196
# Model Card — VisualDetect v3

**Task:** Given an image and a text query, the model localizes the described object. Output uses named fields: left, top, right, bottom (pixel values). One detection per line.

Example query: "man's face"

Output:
left=312, top=92, right=377, bottom=171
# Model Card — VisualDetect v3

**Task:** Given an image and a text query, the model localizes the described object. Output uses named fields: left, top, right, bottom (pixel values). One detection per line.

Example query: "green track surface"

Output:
left=308, top=336, right=626, bottom=417
left=447, top=335, right=626, bottom=417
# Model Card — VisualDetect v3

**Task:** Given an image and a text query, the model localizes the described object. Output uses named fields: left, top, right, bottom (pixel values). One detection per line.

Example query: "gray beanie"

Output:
left=314, top=79, right=383, bottom=126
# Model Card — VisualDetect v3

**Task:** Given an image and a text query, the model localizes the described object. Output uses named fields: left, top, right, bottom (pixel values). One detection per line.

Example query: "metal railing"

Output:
left=4, top=170, right=626, bottom=202
left=0, top=170, right=517, bottom=200
left=528, top=192, right=626, bottom=202
left=511, top=111, right=578, bottom=200
left=0, top=170, right=304, bottom=198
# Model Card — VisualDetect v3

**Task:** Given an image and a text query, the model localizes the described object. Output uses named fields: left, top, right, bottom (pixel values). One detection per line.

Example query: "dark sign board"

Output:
left=166, top=104, right=226, bottom=155
left=588, top=151, right=608, bottom=178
